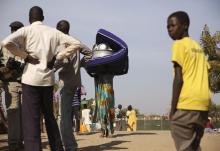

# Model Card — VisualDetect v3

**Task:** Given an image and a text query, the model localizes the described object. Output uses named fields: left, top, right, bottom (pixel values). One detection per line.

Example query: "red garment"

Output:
left=206, top=121, right=214, bottom=129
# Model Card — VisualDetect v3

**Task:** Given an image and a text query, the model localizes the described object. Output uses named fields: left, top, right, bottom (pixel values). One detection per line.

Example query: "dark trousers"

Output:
left=22, top=84, right=63, bottom=151
left=72, top=106, right=80, bottom=132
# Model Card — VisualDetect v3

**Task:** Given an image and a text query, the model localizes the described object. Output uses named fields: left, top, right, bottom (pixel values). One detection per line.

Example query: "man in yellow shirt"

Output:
left=167, top=11, right=211, bottom=151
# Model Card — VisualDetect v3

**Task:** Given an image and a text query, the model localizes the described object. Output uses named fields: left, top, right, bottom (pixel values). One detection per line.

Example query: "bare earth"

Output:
left=0, top=131, right=219, bottom=151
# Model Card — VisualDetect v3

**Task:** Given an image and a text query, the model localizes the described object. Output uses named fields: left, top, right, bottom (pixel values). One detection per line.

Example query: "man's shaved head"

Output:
left=56, top=20, right=70, bottom=35
left=29, top=6, right=44, bottom=24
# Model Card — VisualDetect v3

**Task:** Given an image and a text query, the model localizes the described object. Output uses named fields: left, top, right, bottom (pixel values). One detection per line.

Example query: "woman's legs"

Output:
left=95, top=75, right=115, bottom=137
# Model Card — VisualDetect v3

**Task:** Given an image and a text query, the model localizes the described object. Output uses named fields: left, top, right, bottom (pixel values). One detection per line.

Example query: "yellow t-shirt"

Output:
left=172, top=37, right=211, bottom=111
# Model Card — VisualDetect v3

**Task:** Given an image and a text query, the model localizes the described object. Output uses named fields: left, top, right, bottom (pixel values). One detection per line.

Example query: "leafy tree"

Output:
left=200, top=25, right=220, bottom=93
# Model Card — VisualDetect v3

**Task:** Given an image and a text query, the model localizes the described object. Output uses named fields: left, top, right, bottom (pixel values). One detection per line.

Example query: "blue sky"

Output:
left=0, top=0, right=219, bottom=114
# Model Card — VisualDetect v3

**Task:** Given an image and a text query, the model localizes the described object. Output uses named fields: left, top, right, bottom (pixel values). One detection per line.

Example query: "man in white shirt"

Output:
left=2, top=6, right=90, bottom=151
left=115, top=104, right=123, bottom=131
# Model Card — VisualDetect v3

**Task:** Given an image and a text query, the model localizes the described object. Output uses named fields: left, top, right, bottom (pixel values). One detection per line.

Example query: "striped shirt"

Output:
left=72, top=87, right=81, bottom=106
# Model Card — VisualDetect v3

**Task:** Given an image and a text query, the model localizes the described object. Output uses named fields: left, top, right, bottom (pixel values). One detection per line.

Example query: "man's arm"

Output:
left=55, top=31, right=82, bottom=60
left=56, top=43, right=81, bottom=60
left=170, top=62, right=183, bottom=119
left=2, top=28, right=39, bottom=65
left=80, top=44, right=92, bottom=67
left=56, top=44, right=92, bottom=67
left=80, top=44, right=92, bottom=61
left=4, top=43, right=39, bottom=64
left=55, top=32, right=92, bottom=66
left=4, top=42, right=27, bottom=59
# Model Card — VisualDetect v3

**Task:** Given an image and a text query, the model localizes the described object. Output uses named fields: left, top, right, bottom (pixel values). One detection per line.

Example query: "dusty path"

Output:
left=0, top=131, right=219, bottom=151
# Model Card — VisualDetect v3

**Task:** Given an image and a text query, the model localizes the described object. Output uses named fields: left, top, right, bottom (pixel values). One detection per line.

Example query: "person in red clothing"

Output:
left=206, top=119, right=214, bottom=129
left=205, top=119, right=214, bottom=133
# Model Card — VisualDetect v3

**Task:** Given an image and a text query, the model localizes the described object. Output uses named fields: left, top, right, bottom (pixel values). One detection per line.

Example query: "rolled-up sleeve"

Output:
left=56, top=31, right=91, bottom=60
left=58, top=31, right=81, bottom=46
left=56, top=44, right=81, bottom=60
left=1, top=28, right=28, bottom=59
left=80, top=44, right=92, bottom=61
left=80, top=44, right=92, bottom=67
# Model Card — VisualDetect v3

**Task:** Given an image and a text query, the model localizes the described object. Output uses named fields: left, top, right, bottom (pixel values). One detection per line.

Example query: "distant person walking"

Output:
left=115, top=104, right=123, bottom=131
left=126, top=105, right=137, bottom=132
left=81, top=104, right=92, bottom=132
left=2, top=6, right=87, bottom=151
left=204, top=119, right=214, bottom=133
left=72, top=85, right=86, bottom=133
left=72, top=87, right=81, bottom=133
left=167, top=11, right=211, bottom=151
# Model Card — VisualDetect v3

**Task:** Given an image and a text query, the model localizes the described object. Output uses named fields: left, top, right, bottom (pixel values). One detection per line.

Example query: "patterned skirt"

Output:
left=94, top=75, right=115, bottom=134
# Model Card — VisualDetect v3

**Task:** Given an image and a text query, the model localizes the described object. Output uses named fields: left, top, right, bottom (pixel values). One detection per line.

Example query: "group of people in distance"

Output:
left=115, top=104, right=137, bottom=132
left=0, top=4, right=211, bottom=151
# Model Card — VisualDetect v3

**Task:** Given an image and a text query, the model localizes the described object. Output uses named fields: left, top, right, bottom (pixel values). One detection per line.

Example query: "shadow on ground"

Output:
left=40, top=139, right=85, bottom=150
left=77, top=132, right=99, bottom=136
left=79, top=140, right=130, bottom=151
left=112, top=132, right=157, bottom=138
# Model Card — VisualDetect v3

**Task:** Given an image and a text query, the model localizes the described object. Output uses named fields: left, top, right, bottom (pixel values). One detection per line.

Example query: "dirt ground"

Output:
left=0, top=131, right=220, bottom=151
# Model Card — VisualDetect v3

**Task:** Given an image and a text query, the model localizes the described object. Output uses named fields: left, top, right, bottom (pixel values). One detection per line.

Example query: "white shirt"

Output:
left=82, top=109, right=92, bottom=125
left=2, top=21, right=88, bottom=86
